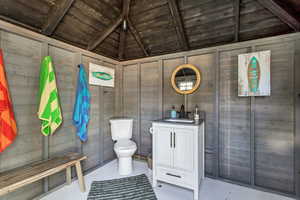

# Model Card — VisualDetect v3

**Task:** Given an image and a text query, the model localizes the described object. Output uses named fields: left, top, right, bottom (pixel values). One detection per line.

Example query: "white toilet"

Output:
left=110, top=118, right=137, bottom=175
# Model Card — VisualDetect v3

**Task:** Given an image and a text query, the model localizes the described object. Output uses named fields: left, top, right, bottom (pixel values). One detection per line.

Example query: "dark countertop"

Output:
left=152, top=119, right=204, bottom=126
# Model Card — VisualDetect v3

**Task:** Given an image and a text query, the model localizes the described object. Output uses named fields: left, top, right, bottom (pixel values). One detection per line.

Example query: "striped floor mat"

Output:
left=87, top=174, right=157, bottom=200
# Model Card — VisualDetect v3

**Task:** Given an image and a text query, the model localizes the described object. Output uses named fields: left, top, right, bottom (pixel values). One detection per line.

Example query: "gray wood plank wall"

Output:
left=0, top=30, right=120, bottom=200
left=121, top=34, right=300, bottom=197
left=219, top=47, right=251, bottom=184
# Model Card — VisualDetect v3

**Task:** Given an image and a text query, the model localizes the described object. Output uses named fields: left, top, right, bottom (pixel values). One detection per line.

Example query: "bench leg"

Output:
left=66, top=166, right=72, bottom=185
left=75, top=161, right=86, bottom=192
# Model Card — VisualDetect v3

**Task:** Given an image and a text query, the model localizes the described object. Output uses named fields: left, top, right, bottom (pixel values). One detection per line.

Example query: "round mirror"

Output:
left=171, top=64, right=201, bottom=95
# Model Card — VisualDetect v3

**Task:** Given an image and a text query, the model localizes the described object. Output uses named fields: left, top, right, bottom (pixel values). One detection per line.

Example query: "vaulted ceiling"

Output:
left=0, top=0, right=299, bottom=61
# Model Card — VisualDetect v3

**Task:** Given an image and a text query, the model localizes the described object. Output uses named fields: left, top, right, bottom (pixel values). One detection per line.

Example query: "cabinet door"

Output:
left=173, top=128, right=194, bottom=172
left=155, top=126, right=173, bottom=168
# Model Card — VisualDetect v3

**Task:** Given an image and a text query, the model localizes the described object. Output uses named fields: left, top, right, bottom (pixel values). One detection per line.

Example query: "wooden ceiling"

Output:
left=0, top=0, right=299, bottom=61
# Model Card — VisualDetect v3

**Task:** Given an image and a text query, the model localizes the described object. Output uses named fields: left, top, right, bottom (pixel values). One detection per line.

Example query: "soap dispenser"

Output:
left=170, top=105, right=177, bottom=119
left=194, top=105, right=200, bottom=121
left=179, top=104, right=185, bottom=118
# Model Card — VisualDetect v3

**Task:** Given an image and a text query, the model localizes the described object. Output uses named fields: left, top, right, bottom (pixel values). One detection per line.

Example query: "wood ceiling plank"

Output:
left=167, top=0, right=189, bottom=50
left=256, top=0, right=300, bottom=31
left=42, top=0, right=75, bottom=35
left=234, top=0, right=241, bottom=42
left=87, top=16, right=123, bottom=51
left=128, top=19, right=149, bottom=56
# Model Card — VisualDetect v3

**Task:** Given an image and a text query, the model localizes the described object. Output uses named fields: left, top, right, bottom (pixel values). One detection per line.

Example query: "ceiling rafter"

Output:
left=87, top=16, right=123, bottom=51
left=42, top=0, right=75, bottom=36
left=128, top=19, right=149, bottom=57
left=256, top=0, right=300, bottom=31
left=118, top=0, right=131, bottom=60
left=167, top=0, right=189, bottom=51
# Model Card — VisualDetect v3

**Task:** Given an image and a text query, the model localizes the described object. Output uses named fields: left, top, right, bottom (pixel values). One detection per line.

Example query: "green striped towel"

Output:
left=38, top=56, right=62, bottom=136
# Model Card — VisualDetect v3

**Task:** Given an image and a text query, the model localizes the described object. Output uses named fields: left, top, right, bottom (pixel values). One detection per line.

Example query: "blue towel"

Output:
left=73, top=64, right=91, bottom=142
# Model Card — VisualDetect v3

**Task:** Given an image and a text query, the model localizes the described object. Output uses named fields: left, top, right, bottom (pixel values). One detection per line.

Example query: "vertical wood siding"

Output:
left=123, top=64, right=139, bottom=153
left=187, top=53, right=216, bottom=175
left=219, top=48, right=251, bottom=184
left=0, top=30, right=44, bottom=200
left=163, top=58, right=185, bottom=117
left=0, top=30, right=119, bottom=199
left=254, top=42, right=295, bottom=193
left=48, top=46, right=77, bottom=190
left=140, top=62, right=159, bottom=156
left=121, top=34, right=300, bottom=197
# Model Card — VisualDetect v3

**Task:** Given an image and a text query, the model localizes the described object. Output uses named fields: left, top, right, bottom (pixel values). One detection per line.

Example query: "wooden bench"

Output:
left=0, top=153, right=87, bottom=196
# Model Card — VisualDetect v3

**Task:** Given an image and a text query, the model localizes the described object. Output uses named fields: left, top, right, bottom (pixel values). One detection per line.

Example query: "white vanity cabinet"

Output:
left=152, top=121, right=205, bottom=200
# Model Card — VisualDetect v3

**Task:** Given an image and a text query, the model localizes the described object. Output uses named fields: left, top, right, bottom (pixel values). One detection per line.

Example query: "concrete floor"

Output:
left=40, top=159, right=294, bottom=200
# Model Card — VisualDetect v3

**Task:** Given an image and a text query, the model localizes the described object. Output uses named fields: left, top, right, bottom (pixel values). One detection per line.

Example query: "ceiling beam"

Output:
left=0, top=15, right=41, bottom=33
left=234, top=0, right=241, bottom=42
left=42, top=0, right=75, bottom=36
left=118, top=0, right=131, bottom=60
left=88, top=0, right=131, bottom=52
left=128, top=19, right=149, bottom=56
left=87, top=16, right=123, bottom=51
left=167, top=0, right=189, bottom=51
left=256, top=0, right=300, bottom=31
left=118, top=28, right=126, bottom=60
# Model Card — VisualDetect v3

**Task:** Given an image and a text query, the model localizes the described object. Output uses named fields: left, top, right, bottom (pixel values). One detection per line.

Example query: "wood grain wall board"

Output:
left=254, top=42, right=295, bottom=194
left=0, top=31, right=44, bottom=199
left=218, top=47, right=252, bottom=184
left=102, top=85, right=116, bottom=162
left=81, top=56, right=102, bottom=171
left=295, top=39, right=300, bottom=200
left=123, top=64, right=140, bottom=153
left=140, top=61, right=160, bottom=156
left=163, top=58, right=185, bottom=118
left=187, top=53, right=216, bottom=175
left=47, top=46, right=77, bottom=190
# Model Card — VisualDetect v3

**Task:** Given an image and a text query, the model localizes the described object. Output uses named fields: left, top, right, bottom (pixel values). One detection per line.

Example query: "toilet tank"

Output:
left=109, top=118, right=133, bottom=141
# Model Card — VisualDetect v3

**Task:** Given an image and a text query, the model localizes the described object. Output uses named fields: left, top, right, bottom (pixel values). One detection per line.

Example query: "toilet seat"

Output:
left=114, top=139, right=136, bottom=150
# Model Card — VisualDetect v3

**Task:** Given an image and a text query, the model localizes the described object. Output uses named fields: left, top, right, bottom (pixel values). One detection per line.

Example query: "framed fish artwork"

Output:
left=89, top=63, right=115, bottom=87
left=238, top=50, right=271, bottom=96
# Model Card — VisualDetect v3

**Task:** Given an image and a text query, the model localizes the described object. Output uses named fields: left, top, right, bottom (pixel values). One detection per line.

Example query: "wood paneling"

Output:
left=48, top=46, right=77, bottom=190
left=102, top=62, right=116, bottom=162
left=0, top=30, right=44, bottom=200
left=219, top=48, right=251, bottom=184
left=123, top=64, right=139, bottom=152
left=140, top=62, right=159, bottom=156
left=254, top=42, right=295, bottom=193
left=81, top=56, right=102, bottom=171
left=121, top=32, right=300, bottom=197
left=163, top=58, right=185, bottom=117
left=295, top=39, right=300, bottom=199
left=187, top=53, right=216, bottom=175
left=0, top=19, right=120, bottom=200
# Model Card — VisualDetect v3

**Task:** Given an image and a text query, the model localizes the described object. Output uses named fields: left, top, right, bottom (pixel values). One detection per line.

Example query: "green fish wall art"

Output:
left=92, top=72, right=113, bottom=81
left=238, top=50, right=271, bottom=96
left=89, top=62, right=115, bottom=87
left=247, top=56, right=260, bottom=93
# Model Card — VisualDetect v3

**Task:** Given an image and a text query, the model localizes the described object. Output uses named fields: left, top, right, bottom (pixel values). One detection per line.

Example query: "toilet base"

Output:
left=118, top=157, right=133, bottom=175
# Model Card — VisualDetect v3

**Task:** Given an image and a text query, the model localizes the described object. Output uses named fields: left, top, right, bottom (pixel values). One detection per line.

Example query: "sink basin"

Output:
left=163, top=118, right=194, bottom=123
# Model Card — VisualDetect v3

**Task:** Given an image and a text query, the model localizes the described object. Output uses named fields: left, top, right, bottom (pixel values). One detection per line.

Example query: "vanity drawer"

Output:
left=156, top=167, right=194, bottom=187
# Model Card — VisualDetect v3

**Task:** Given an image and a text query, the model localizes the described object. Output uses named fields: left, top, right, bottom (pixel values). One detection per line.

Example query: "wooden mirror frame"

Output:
left=171, top=64, right=201, bottom=95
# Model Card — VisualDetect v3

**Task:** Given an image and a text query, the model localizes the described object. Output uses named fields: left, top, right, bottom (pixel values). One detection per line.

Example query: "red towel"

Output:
left=0, top=49, right=17, bottom=152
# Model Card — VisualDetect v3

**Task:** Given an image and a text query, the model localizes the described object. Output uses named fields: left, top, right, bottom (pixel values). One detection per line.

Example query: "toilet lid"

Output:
left=114, top=139, right=136, bottom=150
